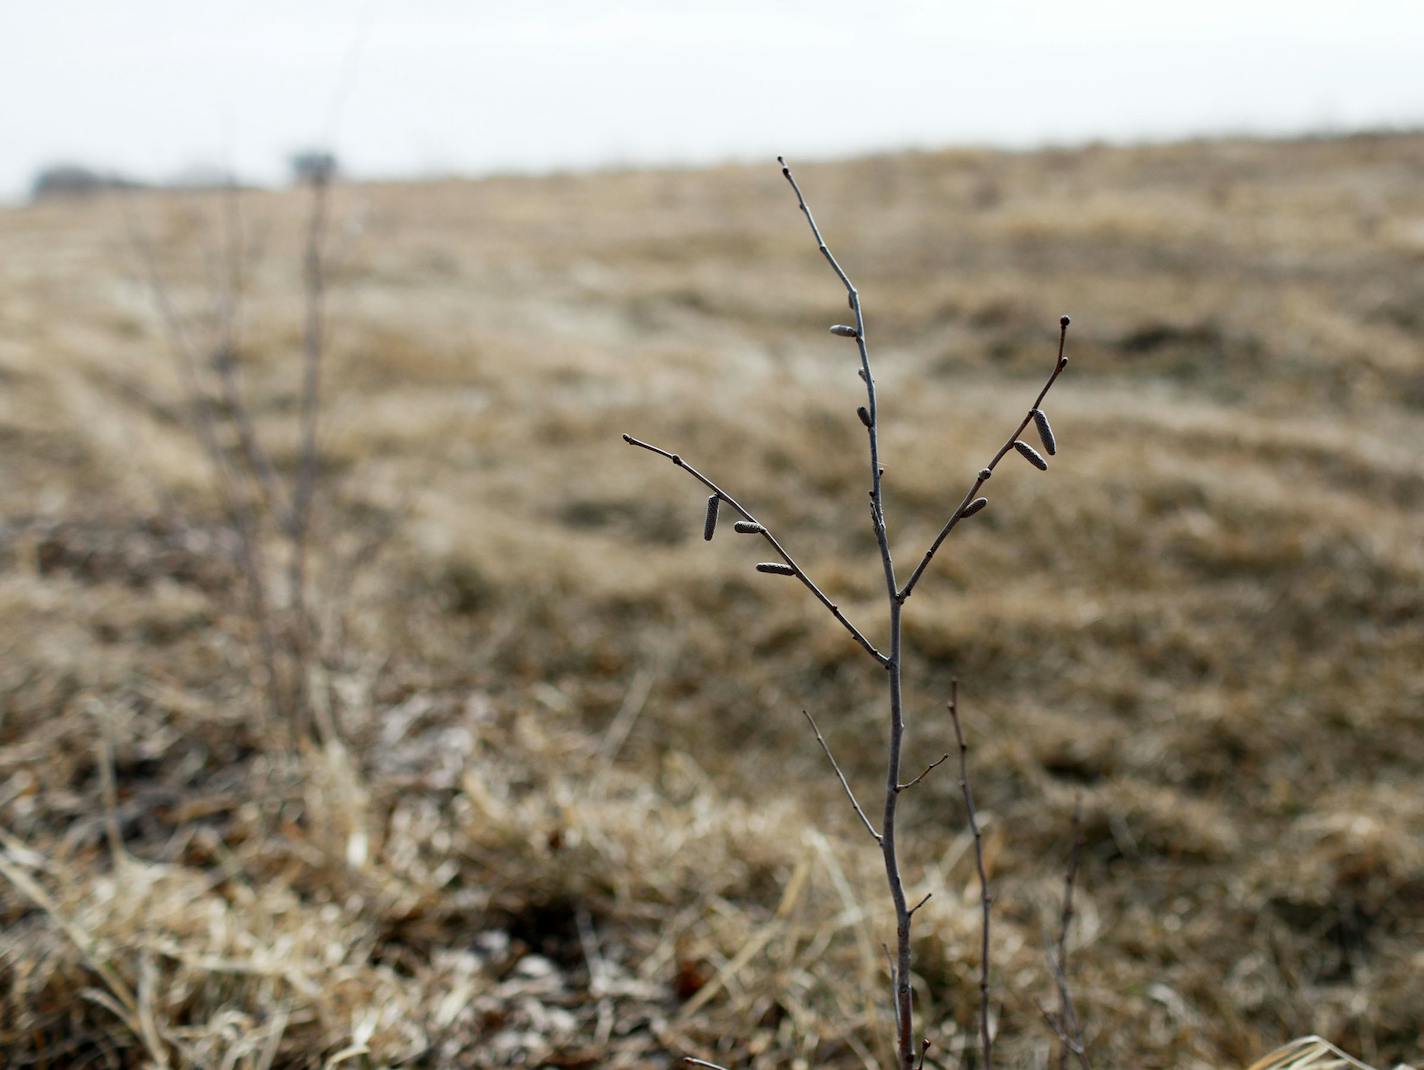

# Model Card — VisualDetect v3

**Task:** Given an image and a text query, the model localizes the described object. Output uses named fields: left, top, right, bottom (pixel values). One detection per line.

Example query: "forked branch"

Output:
left=899, top=318, right=1072, bottom=602
left=621, top=434, right=887, bottom=665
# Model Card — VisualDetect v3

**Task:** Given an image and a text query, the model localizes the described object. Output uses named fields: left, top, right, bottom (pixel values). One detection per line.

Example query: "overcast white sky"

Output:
left=2, top=1, right=1422, bottom=200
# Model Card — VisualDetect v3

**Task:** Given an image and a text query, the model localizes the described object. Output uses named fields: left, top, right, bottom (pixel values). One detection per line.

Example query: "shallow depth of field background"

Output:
left=2, top=6, right=1423, bottom=1070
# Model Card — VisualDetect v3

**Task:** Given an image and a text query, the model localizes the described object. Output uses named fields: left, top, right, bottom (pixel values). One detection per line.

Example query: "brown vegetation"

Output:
left=1, top=133, right=1422, bottom=1068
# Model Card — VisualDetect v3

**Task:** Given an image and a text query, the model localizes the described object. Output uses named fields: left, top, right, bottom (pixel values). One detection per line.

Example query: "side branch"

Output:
left=802, top=710, right=881, bottom=842
left=897, top=751, right=951, bottom=792
left=898, top=318, right=1072, bottom=602
left=621, top=434, right=888, bottom=665
left=949, top=680, right=994, bottom=1070
left=777, top=156, right=857, bottom=299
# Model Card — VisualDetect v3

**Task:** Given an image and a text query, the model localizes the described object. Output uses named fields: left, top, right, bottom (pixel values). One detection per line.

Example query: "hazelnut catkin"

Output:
left=1013, top=440, right=1049, bottom=471
left=1031, top=409, right=1057, bottom=456
left=755, top=562, right=796, bottom=576
left=703, top=495, right=720, bottom=541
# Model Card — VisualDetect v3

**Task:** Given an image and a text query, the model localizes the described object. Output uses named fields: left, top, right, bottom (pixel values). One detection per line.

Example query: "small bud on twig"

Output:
left=830, top=324, right=859, bottom=338
left=734, top=520, right=765, bottom=535
left=755, top=562, right=797, bottom=576
left=960, top=497, right=989, bottom=519
left=1060, top=314, right=1071, bottom=328
left=978, top=468, right=993, bottom=482
left=703, top=495, right=720, bottom=541
left=1014, top=440, right=1049, bottom=470
left=1031, top=409, right=1057, bottom=456
left=857, top=405, right=872, bottom=428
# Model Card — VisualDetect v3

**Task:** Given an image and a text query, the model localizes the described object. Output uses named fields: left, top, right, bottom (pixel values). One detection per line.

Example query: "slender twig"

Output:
left=907, top=891, right=932, bottom=916
left=949, top=680, right=993, bottom=1070
left=803, top=710, right=882, bottom=842
left=1038, top=1001, right=1090, bottom=1065
left=684, top=1060, right=732, bottom=1070
left=899, top=319, right=1071, bottom=602
left=1050, top=798, right=1091, bottom=1070
left=621, top=435, right=887, bottom=665
left=897, top=752, right=951, bottom=792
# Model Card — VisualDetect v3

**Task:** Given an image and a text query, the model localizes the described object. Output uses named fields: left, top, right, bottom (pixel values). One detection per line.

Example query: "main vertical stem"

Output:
left=853, top=279, right=912, bottom=1070
left=883, top=601, right=912, bottom=1069
left=778, top=162, right=913, bottom=1068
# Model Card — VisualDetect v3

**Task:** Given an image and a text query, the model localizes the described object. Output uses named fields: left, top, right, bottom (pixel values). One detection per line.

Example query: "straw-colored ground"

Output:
left=1, top=134, right=1422, bottom=1069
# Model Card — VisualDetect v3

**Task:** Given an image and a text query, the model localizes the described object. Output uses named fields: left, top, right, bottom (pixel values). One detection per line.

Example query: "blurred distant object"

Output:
left=289, top=148, right=339, bottom=186
left=30, top=162, right=144, bottom=201
left=165, top=162, right=243, bottom=192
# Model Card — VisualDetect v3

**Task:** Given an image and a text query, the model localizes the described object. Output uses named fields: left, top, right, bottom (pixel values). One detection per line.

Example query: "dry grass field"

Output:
left=1, top=134, right=1422, bottom=1069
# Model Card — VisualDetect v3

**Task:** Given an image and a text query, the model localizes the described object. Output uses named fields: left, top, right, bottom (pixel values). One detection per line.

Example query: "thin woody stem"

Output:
left=1052, top=798, right=1092, bottom=1070
left=286, top=168, right=333, bottom=736
left=898, top=319, right=1071, bottom=602
left=621, top=434, right=887, bottom=665
left=949, top=680, right=994, bottom=1070
left=803, top=710, right=882, bottom=842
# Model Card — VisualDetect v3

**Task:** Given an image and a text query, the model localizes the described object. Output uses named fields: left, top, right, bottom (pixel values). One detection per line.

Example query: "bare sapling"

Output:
left=127, top=165, right=343, bottom=743
left=623, top=158, right=1074, bottom=1068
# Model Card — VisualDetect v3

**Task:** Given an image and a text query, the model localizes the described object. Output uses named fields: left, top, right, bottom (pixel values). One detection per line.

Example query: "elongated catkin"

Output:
left=1031, top=409, right=1057, bottom=456
left=755, top=562, right=796, bottom=576
left=1013, top=440, right=1048, bottom=471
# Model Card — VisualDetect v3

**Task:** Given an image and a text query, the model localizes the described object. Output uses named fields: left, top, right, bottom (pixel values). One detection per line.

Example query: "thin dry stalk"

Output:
left=286, top=167, right=333, bottom=736
left=949, top=681, right=994, bottom=1070
left=1052, top=799, right=1090, bottom=1070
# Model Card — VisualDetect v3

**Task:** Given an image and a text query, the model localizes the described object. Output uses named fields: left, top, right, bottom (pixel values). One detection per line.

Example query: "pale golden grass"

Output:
left=1247, top=1034, right=1418, bottom=1070
left=1, top=135, right=1422, bottom=1067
